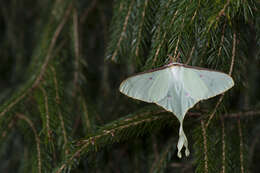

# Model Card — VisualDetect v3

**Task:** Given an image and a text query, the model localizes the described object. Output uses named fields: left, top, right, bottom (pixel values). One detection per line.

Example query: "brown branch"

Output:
left=229, top=32, right=236, bottom=75
left=16, top=113, right=41, bottom=173
left=111, top=0, right=135, bottom=61
left=206, top=31, right=236, bottom=128
left=191, top=9, right=198, bottom=22
left=207, top=0, right=230, bottom=33
left=0, top=92, right=27, bottom=118
left=185, top=45, right=195, bottom=65
left=82, top=99, right=91, bottom=130
left=135, top=0, right=149, bottom=57
left=39, top=86, right=51, bottom=141
left=218, top=21, right=227, bottom=58
left=50, top=66, right=68, bottom=155
left=173, top=8, right=187, bottom=63
left=206, top=95, right=224, bottom=128
left=33, top=4, right=73, bottom=88
left=237, top=118, right=245, bottom=173
left=216, top=0, right=230, bottom=22
left=173, top=36, right=180, bottom=61
left=56, top=142, right=88, bottom=173
left=201, top=120, right=208, bottom=173
left=152, top=10, right=179, bottom=65
left=153, top=31, right=166, bottom=64
left=172, top=11, right=184, bottom=63
left=220, top=116, right=226, bottom=173
left=72, top=8, right=80, bottom=97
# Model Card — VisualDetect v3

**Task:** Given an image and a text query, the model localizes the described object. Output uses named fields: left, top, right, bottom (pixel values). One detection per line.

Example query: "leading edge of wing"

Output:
left=119, top=63, right=233, bottom=80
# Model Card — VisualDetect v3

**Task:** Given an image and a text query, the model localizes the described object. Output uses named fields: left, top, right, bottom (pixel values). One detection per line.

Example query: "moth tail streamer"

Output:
left=177, top=122, right=190, bottom=158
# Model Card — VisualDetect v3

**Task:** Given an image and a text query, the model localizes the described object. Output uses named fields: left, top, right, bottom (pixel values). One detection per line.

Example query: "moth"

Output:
left=119, top=63, right=234, bottom=158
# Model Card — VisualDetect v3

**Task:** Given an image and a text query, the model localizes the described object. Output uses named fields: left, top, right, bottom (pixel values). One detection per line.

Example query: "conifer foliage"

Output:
left=0, top=0, right=259, bottom=172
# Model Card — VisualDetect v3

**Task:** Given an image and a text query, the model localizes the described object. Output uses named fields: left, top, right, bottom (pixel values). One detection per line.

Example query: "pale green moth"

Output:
left=119, top=62, right=234, bottom=158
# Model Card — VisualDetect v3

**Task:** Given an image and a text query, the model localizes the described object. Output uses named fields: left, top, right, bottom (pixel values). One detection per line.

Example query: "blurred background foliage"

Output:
left=0, top=0, right=259, bottom=172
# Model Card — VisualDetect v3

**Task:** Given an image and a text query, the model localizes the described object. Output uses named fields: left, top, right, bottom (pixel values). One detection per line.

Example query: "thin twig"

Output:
left=153, top=31, right=166, bottom=64
left=56, top=142, right=88, bottom=173
left=135, top=0, right=149, bottom=57
left=152, top=10, right=179, bottom=65
left=206, top=95, right=224, bottom=128
left=50, top=66, right=68, bottom=155
left=201, top=120, right=208, bottom=173
left=173, top=16, right=185, bottom=62
left=237, top=118, right=245, bottom=173
left=229, top=32, right=236, bottom=75
left=111, top=0, right=135, bottom=61
left=173, top=36, right=180, bottom=60
left=220, top=116, right=226, bottom=173
left=216, top=0, right=231, bottom=22
left=33, top=4, right=73, bottom=88
left=39, top=86, right=51, bottom=141
left=82, top=99, right=91, bottom=130
left=218, top=21, right=227, bottom=58
left=207, top=0, right=230, bottom=33
left=185, top=45, right=195, bottom=65
left=16, top=113, right=41, bottom=173
left=72, top=8, right=80, bottom=97
left=206, top=31, right=236, bottom=128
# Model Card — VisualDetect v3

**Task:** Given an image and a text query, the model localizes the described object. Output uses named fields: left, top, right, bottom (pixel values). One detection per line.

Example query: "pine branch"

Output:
left=54, top=108, right=175, bottom=172
left=0, top=3, right=73, bottom=119
left=0, top=2, right=74, bottom=172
